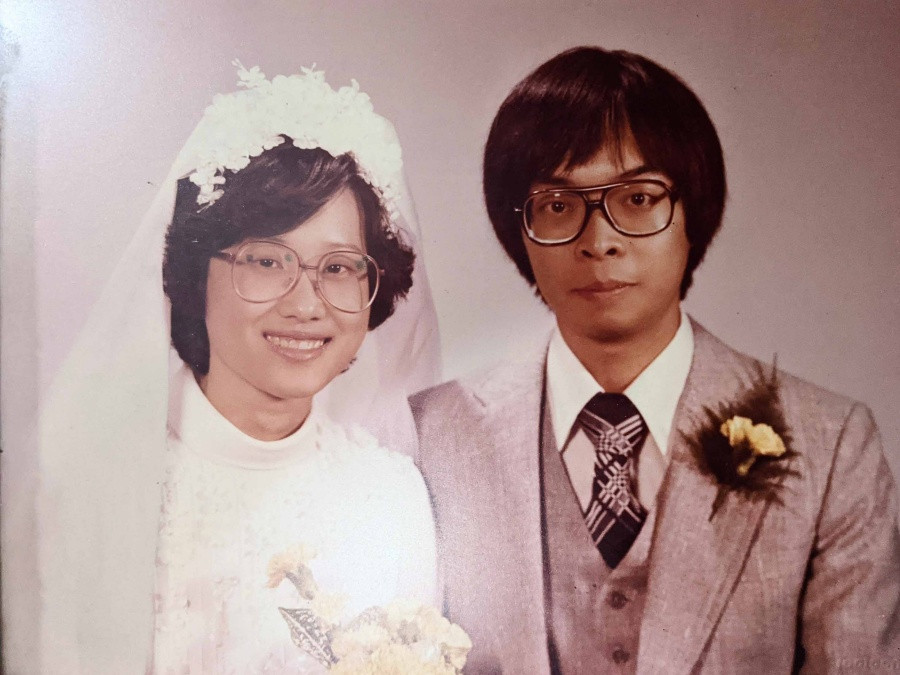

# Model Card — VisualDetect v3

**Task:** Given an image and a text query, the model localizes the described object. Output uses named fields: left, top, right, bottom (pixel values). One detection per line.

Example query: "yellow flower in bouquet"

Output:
left=331, top=621, right=393, bottom=658
left=330, top=643, right=456, bottom=675
left=310, top=590, right=349, bottom=626
left=330, top=600, right=472, bottom=674
left=266, top=543, right=316, bottom=589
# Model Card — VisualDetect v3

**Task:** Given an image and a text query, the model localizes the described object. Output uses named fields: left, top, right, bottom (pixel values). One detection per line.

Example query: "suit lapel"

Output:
left=469, top=344, right=552, bottom=673
left=637, top=323, right=774, bottom=674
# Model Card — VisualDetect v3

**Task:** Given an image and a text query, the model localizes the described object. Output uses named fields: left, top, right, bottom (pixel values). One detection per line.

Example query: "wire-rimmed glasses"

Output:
left=212, top=240, right=382, bottom=313
left=516, top=179, right=680, bottom=245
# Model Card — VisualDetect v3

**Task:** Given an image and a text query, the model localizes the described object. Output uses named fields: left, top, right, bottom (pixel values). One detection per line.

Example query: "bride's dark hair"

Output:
left=162, top=139, right=415, bottom=376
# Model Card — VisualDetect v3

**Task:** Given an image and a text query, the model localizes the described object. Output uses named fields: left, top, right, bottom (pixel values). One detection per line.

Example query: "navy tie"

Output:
left=577, top=393, right=648, bottom=569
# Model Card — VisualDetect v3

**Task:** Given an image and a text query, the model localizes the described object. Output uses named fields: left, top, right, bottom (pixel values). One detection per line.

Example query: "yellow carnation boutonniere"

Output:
left=720, top=416, right=786, bottom=476
left=689, top=361, right=798, bottom=519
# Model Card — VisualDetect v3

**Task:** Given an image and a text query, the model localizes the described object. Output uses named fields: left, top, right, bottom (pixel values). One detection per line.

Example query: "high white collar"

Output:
left=546, top=311, right=694, bottom=455
left=167, top=364, right=322, bottom=470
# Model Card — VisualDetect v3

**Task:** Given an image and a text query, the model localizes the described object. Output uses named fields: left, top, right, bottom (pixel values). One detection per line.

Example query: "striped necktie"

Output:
left=577, top=392, right=648, bottom=569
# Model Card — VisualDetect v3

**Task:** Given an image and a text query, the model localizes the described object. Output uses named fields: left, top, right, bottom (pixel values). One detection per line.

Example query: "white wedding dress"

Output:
left=154, top=366, right=436, bottom=674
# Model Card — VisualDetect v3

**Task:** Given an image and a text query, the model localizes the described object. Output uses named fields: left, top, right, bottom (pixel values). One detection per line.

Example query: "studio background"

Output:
left=2, top=0, right=897, bottom=498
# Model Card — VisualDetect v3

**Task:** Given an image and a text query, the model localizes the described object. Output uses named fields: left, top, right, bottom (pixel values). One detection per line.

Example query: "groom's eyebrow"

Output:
left=543, top=164, right=658, bottom=186
left=539, top=165, right=660, bottom=190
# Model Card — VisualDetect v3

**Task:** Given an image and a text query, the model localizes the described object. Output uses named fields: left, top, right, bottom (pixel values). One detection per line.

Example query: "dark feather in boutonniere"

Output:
left=687, top=360, right=799, bottom=519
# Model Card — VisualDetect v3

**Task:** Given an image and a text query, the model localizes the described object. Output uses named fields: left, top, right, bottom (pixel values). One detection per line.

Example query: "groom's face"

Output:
left=522, top=139, right=689, bottom=348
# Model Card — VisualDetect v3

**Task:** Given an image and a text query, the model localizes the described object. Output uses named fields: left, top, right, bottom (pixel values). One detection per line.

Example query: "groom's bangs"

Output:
left=524, top=95, right=630, bottom=185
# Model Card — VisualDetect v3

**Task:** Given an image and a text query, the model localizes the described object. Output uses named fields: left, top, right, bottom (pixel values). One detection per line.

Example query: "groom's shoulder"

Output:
left=690, top=321, right=894, bottom=515
left=410, top=339, right=548, bottom=426
left=692, top=319, right=862, bottom=419
left=691, top=321, right=882, bottom=470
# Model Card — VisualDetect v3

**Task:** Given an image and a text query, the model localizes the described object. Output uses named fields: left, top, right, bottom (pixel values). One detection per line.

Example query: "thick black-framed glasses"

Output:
left=212, top=240, right=382, bottom=313
left=515, top=179, right=680, bottom=245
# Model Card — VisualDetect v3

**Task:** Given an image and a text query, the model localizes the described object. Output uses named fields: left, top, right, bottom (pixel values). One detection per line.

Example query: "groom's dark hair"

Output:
left=483, top=46, right=727, bottom=298
left=163, top=140, right=415, bottom=376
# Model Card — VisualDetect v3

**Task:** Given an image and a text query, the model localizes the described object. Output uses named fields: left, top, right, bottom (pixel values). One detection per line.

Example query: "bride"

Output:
left=15, top=63, right=440, bottom=673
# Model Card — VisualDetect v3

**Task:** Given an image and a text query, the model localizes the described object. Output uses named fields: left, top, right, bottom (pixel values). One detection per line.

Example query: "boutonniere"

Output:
left=688, top=362, right=798, bottom=519
left=267, top=546, right=472, bottom=673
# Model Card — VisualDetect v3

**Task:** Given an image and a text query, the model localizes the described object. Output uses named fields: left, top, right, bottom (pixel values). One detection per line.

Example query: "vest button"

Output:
left=612, top=646, right=631, bottom=664
left=607, top=590, right=628, bottom=609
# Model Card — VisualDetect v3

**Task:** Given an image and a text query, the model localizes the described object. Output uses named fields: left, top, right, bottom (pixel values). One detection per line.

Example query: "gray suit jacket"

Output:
left=411, top=321, right=900, bottom=673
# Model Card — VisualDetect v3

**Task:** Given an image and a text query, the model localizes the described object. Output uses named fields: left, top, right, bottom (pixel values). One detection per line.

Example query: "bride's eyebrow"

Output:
left=321, top=241, right=364, bottom=252
left=262, top=235, right=365, bottom=252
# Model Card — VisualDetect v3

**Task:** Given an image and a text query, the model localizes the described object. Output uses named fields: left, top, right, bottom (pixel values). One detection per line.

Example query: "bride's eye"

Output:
left=323, top=263, right=350, bottom=275
left=245, top=255, right=284, bottom=271
left=321, top=253, right=366, bottom=279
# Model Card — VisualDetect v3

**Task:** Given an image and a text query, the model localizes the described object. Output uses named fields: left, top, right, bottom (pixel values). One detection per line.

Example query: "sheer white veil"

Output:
left=6, top=67, right=440, bottom=673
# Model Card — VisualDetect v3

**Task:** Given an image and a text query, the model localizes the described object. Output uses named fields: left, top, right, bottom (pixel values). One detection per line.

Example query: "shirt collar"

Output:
left=546, top=311, right=694, bottom=455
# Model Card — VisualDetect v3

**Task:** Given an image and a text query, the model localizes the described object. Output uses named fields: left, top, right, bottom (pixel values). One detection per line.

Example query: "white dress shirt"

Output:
left=546, top=312, right=694, bottom=510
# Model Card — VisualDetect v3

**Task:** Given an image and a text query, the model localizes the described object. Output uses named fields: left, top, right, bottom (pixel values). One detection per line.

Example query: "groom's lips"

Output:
left=572, top=279, right=636, bottom=298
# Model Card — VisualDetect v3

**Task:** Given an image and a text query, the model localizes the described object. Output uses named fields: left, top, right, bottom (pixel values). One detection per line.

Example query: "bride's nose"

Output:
left=276, top=268, right=326, bottom=320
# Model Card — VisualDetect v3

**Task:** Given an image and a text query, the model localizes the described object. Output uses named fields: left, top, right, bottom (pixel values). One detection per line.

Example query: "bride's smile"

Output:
left=263, top=332, right=330, bottom=361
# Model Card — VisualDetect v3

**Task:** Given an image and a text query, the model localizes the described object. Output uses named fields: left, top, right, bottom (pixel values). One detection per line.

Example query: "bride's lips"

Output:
left=572, top=279, right=636, bottom=298
left=264, top=331, right=332, bottom=361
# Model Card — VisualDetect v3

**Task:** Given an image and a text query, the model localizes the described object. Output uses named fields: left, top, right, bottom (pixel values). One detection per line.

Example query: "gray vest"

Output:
left=541, top=401, right=660, bottom=674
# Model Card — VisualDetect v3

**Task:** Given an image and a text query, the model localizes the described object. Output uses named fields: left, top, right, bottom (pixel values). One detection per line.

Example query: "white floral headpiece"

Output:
left=184, top=60, right=403, bottom=226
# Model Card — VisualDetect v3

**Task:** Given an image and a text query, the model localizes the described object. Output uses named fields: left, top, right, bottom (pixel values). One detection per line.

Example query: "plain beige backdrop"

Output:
left=1, top=0, right=897, bottom=532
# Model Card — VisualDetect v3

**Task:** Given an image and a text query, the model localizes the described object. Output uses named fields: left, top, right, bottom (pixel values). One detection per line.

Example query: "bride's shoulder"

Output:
left=314, top=414, right=421, bottom=484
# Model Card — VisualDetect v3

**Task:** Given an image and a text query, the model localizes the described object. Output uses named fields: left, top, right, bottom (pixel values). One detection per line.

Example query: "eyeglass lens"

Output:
left=231, top=241, right=378, bottom=312
left=525, top=181, right=673, bottom=241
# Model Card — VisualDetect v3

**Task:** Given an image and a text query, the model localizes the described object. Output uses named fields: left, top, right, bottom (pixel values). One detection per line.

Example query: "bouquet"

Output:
left=268, top=546, right=471, bottom=674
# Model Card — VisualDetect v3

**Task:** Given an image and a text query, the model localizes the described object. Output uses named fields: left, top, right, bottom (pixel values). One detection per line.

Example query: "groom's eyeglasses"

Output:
left=212, top=241, right=382, bottom=313
left=515, top=179, right=680, bottom=245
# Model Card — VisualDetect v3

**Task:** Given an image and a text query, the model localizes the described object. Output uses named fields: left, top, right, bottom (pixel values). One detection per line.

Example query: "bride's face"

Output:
left=203, top=187, right=370, bottom=413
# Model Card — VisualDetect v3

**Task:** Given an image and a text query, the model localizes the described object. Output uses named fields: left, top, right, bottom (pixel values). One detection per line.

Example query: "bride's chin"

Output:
left=264, top=363, right=347, bottom=401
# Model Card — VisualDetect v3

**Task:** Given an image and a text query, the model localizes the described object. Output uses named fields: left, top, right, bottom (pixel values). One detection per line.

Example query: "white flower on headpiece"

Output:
left=183, top=60, right=404, bottom=232
left=235, top=61, right=266, bottom=88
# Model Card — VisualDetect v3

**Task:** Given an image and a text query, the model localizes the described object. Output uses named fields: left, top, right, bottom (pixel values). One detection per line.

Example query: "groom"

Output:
left=412, top=47, right=900, bottom=673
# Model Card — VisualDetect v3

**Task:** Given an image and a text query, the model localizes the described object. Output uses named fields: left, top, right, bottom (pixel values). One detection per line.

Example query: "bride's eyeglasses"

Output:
left=212, top=240, right=382, bottom=313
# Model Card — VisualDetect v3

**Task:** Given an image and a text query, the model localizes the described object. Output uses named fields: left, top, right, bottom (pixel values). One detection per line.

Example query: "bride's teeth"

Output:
left=267, top=335, right=325, bottom=350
